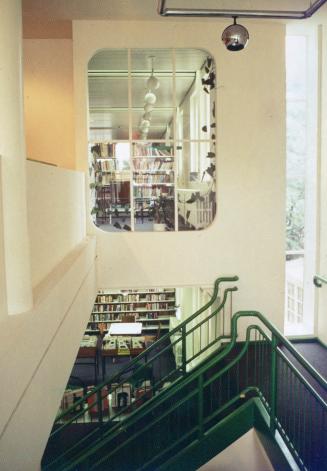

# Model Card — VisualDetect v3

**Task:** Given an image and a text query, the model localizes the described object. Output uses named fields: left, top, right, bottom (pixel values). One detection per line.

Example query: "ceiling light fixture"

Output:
left=158, top=0, right=327, bottom=53
left=157, top=0, right=327, bottom=20
left=147, top=56, right=160, bottom=91
left=221, top=17, right=249, bottom=51
left=144, top=92, right=157, bottom=105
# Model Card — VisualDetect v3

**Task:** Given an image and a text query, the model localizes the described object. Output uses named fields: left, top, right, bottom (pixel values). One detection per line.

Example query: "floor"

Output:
left=290, top=339, right=327, bottom=379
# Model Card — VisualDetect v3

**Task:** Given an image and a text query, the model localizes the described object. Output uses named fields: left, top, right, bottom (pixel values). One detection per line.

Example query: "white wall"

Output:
left=0, top=160, right=7, bottom=320
left=23, top=39, right=76, bottom=170
left=73, top=20, right=286, bottom=330
left=199, top=429, right=274, bottom=471
left=26, top=161, right=86, bottom=287
left=0, top=237, right=97, bottom=471
left=0, top=163, right=95, bottom=470
left=0, top=0, right=33, bottom=315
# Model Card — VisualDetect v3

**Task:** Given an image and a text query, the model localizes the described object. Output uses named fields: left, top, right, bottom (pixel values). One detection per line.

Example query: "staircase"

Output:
left=42, top=278, right=327, bottom=471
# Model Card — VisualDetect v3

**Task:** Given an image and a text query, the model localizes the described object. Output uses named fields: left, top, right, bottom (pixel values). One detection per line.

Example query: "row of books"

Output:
left=133, top=143, right=173, bottom=157
left=93, top=302, right=173, bottom=313
left=134, top=187, right=174, bottom=198
left=95, top=160, right=117, bottom=172
left=91, top=143, right=116, bottom=158
left=91, top=312, right=140, bottom=321
left=96, top=293, right=174, bottom=303
left=133, top=174, right=173, bottom=184
left=132, top=158, right=174, bottom=171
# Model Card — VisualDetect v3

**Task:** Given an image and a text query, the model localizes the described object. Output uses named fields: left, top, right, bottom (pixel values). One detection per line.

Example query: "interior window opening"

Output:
left=284, top=28, right=317, bottom=337
left=88, top=48, right=217, bottom=232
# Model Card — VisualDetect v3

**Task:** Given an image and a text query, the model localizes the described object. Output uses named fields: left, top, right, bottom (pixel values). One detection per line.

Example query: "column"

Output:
left=0, top=0, right=33, bottom=314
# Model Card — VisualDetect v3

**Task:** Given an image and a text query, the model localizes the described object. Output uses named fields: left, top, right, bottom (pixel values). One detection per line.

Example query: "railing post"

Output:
left=270, top=334, right=278, bottom=433
left=97, top=388, right=104, bottom=431
left=198, top=373, right=204, bottom=438
left=181, top=325, right=187, bottom=375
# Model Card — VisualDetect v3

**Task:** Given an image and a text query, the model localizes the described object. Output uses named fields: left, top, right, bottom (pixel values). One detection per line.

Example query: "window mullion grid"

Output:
left=172, top=48, right=178, bottom=231
left=127, top=48, right=135, bottom=231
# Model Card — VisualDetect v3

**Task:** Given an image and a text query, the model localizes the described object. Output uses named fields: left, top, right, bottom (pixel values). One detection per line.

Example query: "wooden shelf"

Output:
left=92, top=309, right=176, bottom=314
left=94, top=299, right=175, bottom=304
left=97, top=290, right=175, bottom=296
left=88, top=288, right=176, bottom=334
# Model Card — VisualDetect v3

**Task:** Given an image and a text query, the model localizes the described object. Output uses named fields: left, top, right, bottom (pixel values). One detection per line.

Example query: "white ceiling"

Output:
left=88, top=48, right=209, bottom=140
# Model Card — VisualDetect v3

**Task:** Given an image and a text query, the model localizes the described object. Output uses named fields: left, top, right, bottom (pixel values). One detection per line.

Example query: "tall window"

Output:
left=285, top=27, right=317, bottom=336
left=88, top=48, right=216, bottom=232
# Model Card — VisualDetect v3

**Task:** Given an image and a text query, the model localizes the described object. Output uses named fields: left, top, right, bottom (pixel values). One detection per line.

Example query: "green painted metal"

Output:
left=197, top=374, right=204, bottom=439
left=42, top=300, right=327, bottom=471
left=42, top=276, right=238, bottom=470
left=270, top=334, right=277, bottom=433
left=159, top=397, right=293, bottom=471
left=313, top=274, right=327, bottom=287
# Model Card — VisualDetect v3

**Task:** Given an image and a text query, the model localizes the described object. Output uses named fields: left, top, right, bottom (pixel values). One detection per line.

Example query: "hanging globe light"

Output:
left=147, top=55, right=160, bottom=91
left=143, top=112, right=152, bottom=120
left=147, top=73, right=160, bottom=91
left=144, top=92, right=156, bottom=105
left=221, top=17, right=249, bottom=51
left=144, top=103, right=154, bottom=113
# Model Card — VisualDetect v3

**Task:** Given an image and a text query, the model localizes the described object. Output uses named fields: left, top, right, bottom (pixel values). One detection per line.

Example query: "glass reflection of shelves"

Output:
left=133, top=183, right=174, bottom=187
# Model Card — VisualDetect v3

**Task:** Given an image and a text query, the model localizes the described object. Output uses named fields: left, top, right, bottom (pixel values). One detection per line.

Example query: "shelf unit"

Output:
left=90, top=143, right=131, bottom=225
left=89, top=142, right=176, bottom=230
left=132, top=143, right=175, bottom=228
left=86, top=288, right=176, bottom=333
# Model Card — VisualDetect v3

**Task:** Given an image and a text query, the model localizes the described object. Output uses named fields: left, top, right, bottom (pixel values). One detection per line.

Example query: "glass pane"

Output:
left=88, top=49, right=129, bottom=141
left=89, top=142, right=132, bottom=231
left=131, top=49, right=174, bottom=141
left=175, top=49, right=215, bottom=142
left=176, top=139, right=216, bottom=231
left=132, top=141, right=175, bottom=231
left=88, top=48, right=217, bottom=233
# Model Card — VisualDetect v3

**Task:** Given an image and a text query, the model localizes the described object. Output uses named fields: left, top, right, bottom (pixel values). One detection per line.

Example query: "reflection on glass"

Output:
left=131, top=49, right=173, bottom=142
left=88, top=48, right=216, bottom=232
left=176, top=140, right=216, bottom=231
left=133, top=141, right=175, bottom=231
left=89, top=142, right=131, bottom=231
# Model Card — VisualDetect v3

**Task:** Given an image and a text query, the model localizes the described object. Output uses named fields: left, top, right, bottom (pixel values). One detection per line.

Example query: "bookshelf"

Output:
left=90, top=143, right=131, bottom=225
left=87, top=288, right=177, bottom=333
left=90, top=142, right=175, bottom=230
left=132, top=143, right=175, bottom=228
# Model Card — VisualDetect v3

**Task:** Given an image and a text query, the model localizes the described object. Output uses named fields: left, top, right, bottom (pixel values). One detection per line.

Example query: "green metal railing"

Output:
left=42, top=276, right=238, bottom=470
left=45, top=310, right=326, bottom=471
left=313, top=274, right=327, bottom=288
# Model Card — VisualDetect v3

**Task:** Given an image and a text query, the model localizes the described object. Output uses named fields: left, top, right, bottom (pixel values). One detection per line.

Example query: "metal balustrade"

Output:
left=42, top=287, right=327, bottom=471
left=42, top=276, right=238, bottom=470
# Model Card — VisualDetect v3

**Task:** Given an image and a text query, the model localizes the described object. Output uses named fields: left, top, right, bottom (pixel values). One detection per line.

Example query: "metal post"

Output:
left=270, top=334, right=278, bottom=433
left=181, top=325, right=186, bottom=375
left=97, top=389, right=104, bottom=431
left=198, top=374, right=204, bottom=438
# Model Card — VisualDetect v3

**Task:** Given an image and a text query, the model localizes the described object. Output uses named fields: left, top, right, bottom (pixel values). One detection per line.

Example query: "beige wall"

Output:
left=26, top=161, right=86, bottom=287
left=0, top=162, right=94, bottom=469
left=23, top=39, right=76, bottom=169
left=73, top=20, right=286, bottom=330
left=0, top=161, right=7, bottom=319
left=199, top=429, right=274, bottom=471
left=0, top=238, right=97, bottom=471
left=1, top=0, right=33, bottom=315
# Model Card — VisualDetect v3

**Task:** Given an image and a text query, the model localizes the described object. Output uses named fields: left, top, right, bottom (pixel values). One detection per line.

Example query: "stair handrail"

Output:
left=313, top=274, right=327, bottom=288
left=52, top=276, right=238, bottom=426
left=54, top=310, right=327, bottom=471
